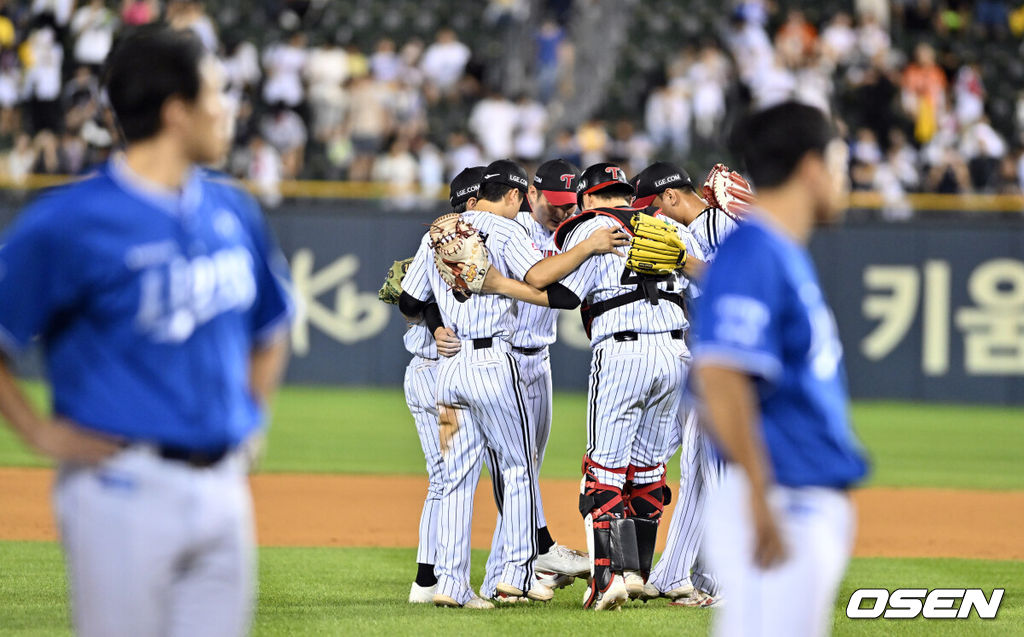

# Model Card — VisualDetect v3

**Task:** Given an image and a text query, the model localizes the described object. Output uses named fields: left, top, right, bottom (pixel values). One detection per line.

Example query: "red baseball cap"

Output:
left=533, top=159, right=581, bottom=207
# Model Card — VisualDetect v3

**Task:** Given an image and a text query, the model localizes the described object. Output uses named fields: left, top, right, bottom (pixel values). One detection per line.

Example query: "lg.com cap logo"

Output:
left=847, top=589, right=1004, bottom=619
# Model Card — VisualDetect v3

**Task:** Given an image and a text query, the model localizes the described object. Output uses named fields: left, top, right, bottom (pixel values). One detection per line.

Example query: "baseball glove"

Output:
left=626, top=213, right=687, bottom=276
left=378, top=257, right=413, bottom=305
left=429, top=213, right=491, bottom=294
left=702, top=163, right=756, bottom=220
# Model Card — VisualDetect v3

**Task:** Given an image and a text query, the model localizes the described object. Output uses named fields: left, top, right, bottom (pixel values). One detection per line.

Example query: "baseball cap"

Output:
left=449, top=165, right=484, bottom=208
left=480, top=159, right=529, bottom=193
left=576, top=162, right=633, bottom=208
left=533, top=158, right=581, bottom=207
left=631, top=161, right=693, bottom=209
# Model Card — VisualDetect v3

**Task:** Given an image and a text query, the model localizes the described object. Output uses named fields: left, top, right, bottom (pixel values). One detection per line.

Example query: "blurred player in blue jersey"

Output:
left=695, top=101, right=868, bottom=637
left=0, top=26, right=292, bottom=637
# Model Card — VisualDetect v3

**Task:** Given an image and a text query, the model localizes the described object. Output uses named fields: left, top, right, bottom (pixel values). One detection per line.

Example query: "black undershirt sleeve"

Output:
left=423, top=303, right=444, bottom=334
left=546, top=283, right=581, bottom=310
left=398, top=291, right=428, bottom=320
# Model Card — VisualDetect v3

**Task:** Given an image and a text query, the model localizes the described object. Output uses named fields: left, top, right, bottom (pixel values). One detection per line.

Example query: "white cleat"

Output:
left=535, top=570, right=575, bottom=590
left=409, top=582, right=436, bottom=603
left=588, top=574, right=629, bottom=611
left=495, top=581, right=554, bottom=602
left=535, top=543, right=591, bottom=577
left=434, top=593, right=495, bottom=609
left=664, top=582, right=697, bottom=600
left=623, top=570, right=645, bottom=599
left=669, top=588, right=718, bottom=608
left=639, top=582, right=662, bottom=601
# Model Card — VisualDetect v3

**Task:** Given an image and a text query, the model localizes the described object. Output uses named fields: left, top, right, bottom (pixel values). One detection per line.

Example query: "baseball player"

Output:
left=398, top=160, right=627, bottom=609
left=397, top=166, right=484, bottom=603
left=629, top=161, right=749, bottom=605
left=0, top=26, right=292, bottom=637
left=548, top=162, right=704, bottom=611
left=696, top=101, right=867, bottom=636
left=479, top=159, right=591, bottom=601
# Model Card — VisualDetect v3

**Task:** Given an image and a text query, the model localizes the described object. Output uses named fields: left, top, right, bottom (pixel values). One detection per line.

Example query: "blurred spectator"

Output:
left=901, top=43, right=947, bottom=143
left=370, top=38, right=400, bottom=83
left=259, top=105, right=306, bottom=179
left=606, top=119, right=652, bottom=177
left=262, top=32, right=308, bottom=110
left=23, top=27, right=63, bottom=135
left=577, top=119, right=608, bottom=167
left=856, top=13, right=890, bottom=60
left=887, top=128, right=921, bottom=190
left=725, top=10, right=773, bottom=85
left=960, top=117, right=1007, bottom=191
left=468, top=89, right=516, bottom=161
left=687, top=45, right=729, bottom=140
left=444, top=130, right=483, bottom=180
left=62, top=66, right=98, bottom=131
left=166, top=0, right=218, bottom=52
left=248, top=134, right=282, bottom=208
left=305, top=37, right=348, bottom=142
left=750, top=55, right=797, bottom=109
left=58, top=128, right=86, bottom=173
left=391, top=78, right=426, bottom=139
left=953, top=63, right=985, bottom=126
left=121, top=0, right=159, bottom=26
left=419, top=28, right=470, bottom=98
left=821, top=13, right=857, bottom=65
left=71, top=0, right=117, bottom=71
left=373, top=137, right=418, bottom=210
left=975, top=1, right=1010, bottom=37
left=0, top=51, right=20, bottom=136
left=413, top=136, right=444, bottom=202
left=547, top=128, right=581, bottom=168
left=513, top=93, right=546, bottom=164
left=6, top=133, right=36, bottom=184
left=855, top=0, right=890, bottom=29
left=31, top=0, right=74, bottom=29
left=776, top=10, right=817, bottom=66
left=534, top=18, right=563, bottom=103
left=32, top=129, right=59, bottom=174
left=346, top=74, right=393, bottom=181
left=926, top=147, right=971, bottom=193
left=645, top=85, right=691, bottom=156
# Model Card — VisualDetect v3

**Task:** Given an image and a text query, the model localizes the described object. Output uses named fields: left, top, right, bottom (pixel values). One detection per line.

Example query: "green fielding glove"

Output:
left=625, top=213, right=687, bottom=276
left=378, top=257, right=413, bottom=305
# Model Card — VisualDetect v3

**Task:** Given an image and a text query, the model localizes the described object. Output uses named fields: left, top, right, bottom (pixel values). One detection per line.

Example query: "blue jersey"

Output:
left=0, top=159, right=293, bottom=452
left=694, top=216, right=867, bottom=489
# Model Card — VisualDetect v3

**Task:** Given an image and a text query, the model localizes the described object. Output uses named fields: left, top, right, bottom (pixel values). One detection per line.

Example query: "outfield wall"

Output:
left=2, top=200, right=1022, bottom=404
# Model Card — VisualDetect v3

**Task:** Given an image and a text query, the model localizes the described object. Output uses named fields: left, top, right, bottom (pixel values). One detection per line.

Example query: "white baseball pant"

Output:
left=434, top=339, right=537, bottom=604
left=403, top=355, right=442, bottom=567
left=706, top=468, right=855, bottom=637
left=480, top=347, right=552, bottom=598
left=54, top=446, right=254, bottom=637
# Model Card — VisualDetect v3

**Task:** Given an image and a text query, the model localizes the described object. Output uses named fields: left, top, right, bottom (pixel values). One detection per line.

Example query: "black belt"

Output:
left=121, top=442, right=230, bottom=468
left=613, top=330, right=683, bottom=342
left=512, top=345, right=545, bottom=355
left=472, top=337, right=493, bottom=349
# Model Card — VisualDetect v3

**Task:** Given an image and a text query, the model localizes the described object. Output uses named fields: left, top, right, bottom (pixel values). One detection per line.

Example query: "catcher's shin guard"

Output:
left=579, top=457, right=639, bottom=609
left=624, top=464, right=670, bottom=581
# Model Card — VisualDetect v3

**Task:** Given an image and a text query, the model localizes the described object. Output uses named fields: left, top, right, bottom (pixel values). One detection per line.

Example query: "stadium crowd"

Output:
left=0, top=0, right=1021, bottom=210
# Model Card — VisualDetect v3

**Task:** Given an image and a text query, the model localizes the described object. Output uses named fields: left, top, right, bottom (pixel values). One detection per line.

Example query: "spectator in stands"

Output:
left=260, top=104, right=306, bottom=179
left=346, top=74, right=393, bottom=181
left=370, top=38, right=400, bottom=83
left=6, top=133, right=36, bottom=184
left=444, top=130, right=482, bottom=180
left=248, top=134, right=283, bottom=207
left=121, top=0, right=159, bottom=26
left=856, top=12, right=891, bottom=61
left=513, top=93, right=546, bottom=165
left=887, top=128, right=921, bottom=190
left=856, top=0, right=890, bottom=29
left=775, top=9, right=817, bottom=67
left=577, top=118, right=609, bottom=167
left=901, top=43, right=947, bottom=142
left=725, top=8, right=773, bottom=86
left=222, top=37, right=261, bottom=97
left=32, top=129, right=59, bottom=174
left=420, top=28, right=470, bottom=99
left=534, top=18, right=563, bottom=103
left=62, top=66, right=98, bottom=132
left=975, top=1, right=1010, bottom=37
left=373, top=136, right=418, bottom=210
left=23, top=26, right=63, bottom=135
left=645, top=84, right=691, bottom=156
left=547, top=128, right=581, bottom=169
left=960, top=116, right=1008, bottom=191
left=31, top=0, right=74, bottom=32
left=606, top=119, right=652, bottom=178
left=688, top=44, right=729, bottom=141
left=412, top=135, right=444, bottom=202
left=821, top=13, right=857, bottom=66
left=926, top=146, right=971, bottom=193
left=305, top=35, right=349, bottom=142
left=262, top=31, right=308, bottom=111
left=468, top=88, right=516, bottom=160
left=166, top=0, right=218, bottom=52
left=953, top=63, right=985, bottom=126
left=0, top=50, right=20, bottom=137
left=70, top=0, right=117, bottom=73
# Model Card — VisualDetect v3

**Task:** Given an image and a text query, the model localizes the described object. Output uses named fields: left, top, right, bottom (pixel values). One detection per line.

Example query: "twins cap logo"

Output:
left=560, top=174, right=575, bottom=188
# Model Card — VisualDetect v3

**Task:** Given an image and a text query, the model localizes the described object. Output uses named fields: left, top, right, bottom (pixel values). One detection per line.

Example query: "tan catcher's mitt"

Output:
left=626, top=213, right=687, bottom=277
left=429, top=213, right=491, bottom=294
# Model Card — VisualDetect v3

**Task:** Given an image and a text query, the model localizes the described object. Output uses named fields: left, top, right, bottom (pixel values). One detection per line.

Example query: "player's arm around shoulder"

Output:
left=521, top=219, right=629, bottom=289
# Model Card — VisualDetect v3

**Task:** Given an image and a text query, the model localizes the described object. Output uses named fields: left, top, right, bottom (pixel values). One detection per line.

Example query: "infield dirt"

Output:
left=1, top=468, right=1021, bottom=561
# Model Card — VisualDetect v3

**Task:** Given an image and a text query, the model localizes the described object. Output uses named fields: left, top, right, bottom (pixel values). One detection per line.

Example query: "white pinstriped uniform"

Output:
left=480, top=210, right=559, bottom=599
left=402, top=324, right=442, bottom=567
left=560, top=213, right=703, bottom=490
left=403, top=209, right=544, bottom=604
left=649, top=205, right=737, bottom=597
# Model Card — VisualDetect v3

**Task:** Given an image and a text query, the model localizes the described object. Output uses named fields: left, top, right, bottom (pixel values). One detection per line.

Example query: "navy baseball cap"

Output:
left=576, top=162, right=633, bottom=208
left=632, top=161, right=693, bottom=208
left=449, top=165, right=484, bottom=207
left=533, top=158, right=581, bottom=207
left=481, top=159, right=529, bottom=193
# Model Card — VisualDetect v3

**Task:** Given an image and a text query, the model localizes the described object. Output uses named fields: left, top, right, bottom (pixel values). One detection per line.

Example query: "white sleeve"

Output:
left=503, top=226, right=545, bottom=281
left=401, top=235, right=435, bottom=302
left=559, top=221, right=600, bottom=299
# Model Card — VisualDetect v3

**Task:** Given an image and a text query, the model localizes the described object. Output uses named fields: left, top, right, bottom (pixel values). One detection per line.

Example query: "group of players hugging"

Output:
left=379, top=153, right=754, bottom=611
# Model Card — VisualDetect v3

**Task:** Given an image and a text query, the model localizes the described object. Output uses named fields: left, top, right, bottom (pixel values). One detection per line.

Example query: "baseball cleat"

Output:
left=668, top=589, right=717, bottom=608
left=534, top=543, right=590, bottom=578
left=639, top=582, right=662, bottom=600
left=434, top=593, right=495, bottom=609
left=584, top=574, right=629, bottom=611
left=623, top=571, right=645, bottom=599
left=408, top=582, right=437, bottom=603
left=495, top=581, right=554, bottom=602
left=664, top=583, right=697, bottom=600
left=535, top=570, right=575, bottom=590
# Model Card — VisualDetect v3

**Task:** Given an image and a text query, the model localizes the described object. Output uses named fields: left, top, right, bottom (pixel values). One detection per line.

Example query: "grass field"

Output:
left=0, top=385, right=1021, bottom=635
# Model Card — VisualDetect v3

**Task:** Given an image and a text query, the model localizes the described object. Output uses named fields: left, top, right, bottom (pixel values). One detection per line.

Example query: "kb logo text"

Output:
left=847, top=588, right=1004, bottom=619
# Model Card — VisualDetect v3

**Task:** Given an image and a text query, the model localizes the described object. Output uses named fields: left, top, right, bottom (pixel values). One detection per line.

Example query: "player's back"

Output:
left=511, top=211, right=559, bottom=348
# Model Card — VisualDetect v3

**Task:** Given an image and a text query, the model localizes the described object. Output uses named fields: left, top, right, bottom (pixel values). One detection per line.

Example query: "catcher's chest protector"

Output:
left=553, top=206, right=684, bottom=339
